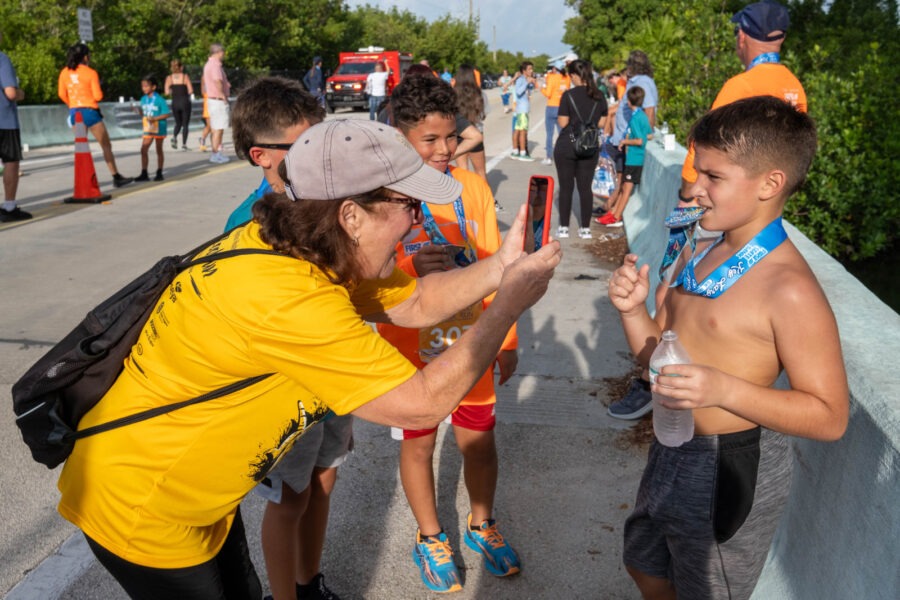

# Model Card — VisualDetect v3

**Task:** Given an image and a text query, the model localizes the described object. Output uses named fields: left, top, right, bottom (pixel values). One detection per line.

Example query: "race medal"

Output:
left=673, top=217, right=787, bottom=298
left=418, top=301, right=483, bottom=363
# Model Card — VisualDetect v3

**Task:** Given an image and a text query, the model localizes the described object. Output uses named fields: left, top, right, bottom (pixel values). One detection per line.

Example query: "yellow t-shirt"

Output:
left=57, top=222, right=418, bottom=568
left=376, top=167, right=517, bottom=407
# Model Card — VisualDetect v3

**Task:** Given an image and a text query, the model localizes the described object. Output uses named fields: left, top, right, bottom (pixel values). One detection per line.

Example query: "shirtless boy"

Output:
left=608, top=96, right=849, bottom=600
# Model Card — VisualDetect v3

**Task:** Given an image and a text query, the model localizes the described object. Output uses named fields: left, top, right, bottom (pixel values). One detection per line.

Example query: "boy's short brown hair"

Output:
left=689, top=95, right=816, bottom=196
left=231, top=76, right=325, bottom=165
left=627, top=85, right=645, bottom=107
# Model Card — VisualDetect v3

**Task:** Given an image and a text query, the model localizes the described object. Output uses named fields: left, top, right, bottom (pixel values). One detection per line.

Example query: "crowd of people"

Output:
left=3, top=2, right=852, bottom=599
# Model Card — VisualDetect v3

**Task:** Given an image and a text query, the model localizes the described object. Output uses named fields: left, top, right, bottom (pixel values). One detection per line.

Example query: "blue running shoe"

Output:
left=463, top=514, right=521, bottom=577
left=607, top=378, right=652, bottom=420
left=412, top=529, right=463, bottom=593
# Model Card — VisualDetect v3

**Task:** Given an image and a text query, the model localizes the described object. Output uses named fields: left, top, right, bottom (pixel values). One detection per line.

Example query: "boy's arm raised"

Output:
left=655, top=274, right=849, bottom=441
left=609, top=254, right=661, bottom=366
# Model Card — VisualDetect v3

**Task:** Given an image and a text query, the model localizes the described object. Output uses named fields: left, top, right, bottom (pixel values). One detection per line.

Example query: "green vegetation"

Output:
left=565, top=0, right=899, bottom=261
left=0, top=0, right=547, bottom=103
left=3, top=0, right=896, bottom=259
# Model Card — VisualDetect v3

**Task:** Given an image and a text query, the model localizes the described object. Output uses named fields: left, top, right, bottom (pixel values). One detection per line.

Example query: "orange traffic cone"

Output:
left=63, top=111, right=111, bottom=204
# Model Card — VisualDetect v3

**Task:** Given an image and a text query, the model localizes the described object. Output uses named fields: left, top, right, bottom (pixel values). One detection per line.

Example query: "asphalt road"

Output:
left=1, top=90, right=647, bottom=599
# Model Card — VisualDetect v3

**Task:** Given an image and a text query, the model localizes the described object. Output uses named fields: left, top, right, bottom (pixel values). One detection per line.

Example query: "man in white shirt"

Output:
left=366, top=61, right=390, bottom=121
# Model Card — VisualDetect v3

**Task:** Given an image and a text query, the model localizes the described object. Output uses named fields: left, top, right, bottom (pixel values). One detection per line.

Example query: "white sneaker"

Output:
left=557, top=226, right=569, bottom=239
left=510, top=150, right=520, bottom=158
left=210, top=152, right=230, bottom=164
left=541, top=158, right=552, bottom=165
left=578, top=227, right=592, bottom=239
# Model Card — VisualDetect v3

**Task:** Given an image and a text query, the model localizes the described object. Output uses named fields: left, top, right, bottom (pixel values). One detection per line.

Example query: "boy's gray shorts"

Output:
left=623, top=427, right=791, bottom=600
left=253, top=414, right=354, bottom=503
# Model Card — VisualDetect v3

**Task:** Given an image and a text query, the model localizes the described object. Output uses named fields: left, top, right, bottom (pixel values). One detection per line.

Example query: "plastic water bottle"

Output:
left=649, top=330, right=694, bottom=447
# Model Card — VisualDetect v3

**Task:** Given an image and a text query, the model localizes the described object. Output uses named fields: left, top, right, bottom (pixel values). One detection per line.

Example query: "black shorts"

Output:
left=0, top=129, right=22, bottom=163
left=623, top=165, right=643, bottom=184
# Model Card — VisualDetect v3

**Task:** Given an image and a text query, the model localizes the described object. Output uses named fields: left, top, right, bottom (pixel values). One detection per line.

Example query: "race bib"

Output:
left=143, top=117, right=158, bottom=134
left=418, top=301, right=483, bottom=363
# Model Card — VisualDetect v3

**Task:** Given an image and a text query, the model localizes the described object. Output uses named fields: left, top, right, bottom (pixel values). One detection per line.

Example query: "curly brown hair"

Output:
left=253, top=180, right=391, bottom=286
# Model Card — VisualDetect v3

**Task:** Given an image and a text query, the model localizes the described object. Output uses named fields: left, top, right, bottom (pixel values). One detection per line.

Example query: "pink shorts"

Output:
left=391, top=403, right=496, bottom=440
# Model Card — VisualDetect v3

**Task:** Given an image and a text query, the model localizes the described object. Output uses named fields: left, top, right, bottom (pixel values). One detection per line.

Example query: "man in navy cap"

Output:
left=679, top=0, right=806, bottom=199
left=607, top=0, right=807, bottom=424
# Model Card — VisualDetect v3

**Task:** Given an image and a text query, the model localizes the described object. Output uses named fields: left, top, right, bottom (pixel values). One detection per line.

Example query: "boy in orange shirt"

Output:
left=377, top=73, right=521, bottom=593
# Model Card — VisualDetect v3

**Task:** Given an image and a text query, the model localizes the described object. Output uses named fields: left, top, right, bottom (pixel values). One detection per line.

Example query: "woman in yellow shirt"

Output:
left=57, top=43, right=132, bottom=187
left=58, top=119, right=562, bottom=599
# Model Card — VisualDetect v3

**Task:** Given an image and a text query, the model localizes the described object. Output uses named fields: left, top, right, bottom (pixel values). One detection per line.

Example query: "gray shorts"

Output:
left=253, top=414, right=354, bottom=503
left=624, top=427, right=791, bottom=600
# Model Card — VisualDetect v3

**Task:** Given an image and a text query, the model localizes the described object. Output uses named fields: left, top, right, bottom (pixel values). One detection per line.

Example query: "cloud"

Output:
left=346, top=0, right=574, bottom=57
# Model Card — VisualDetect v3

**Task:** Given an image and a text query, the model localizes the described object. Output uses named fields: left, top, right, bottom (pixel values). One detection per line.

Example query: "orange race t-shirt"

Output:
left=376, top=167, right=517, bottom=407
left=57, top=64, right=103, bottom=109
left=682, top=62, right=807, bottom=182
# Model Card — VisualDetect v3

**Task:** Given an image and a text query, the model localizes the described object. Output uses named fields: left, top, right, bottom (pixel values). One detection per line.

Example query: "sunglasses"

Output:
left=380, top=197, right=423, bottom=220
left=252, top=143, right=294, bottom=151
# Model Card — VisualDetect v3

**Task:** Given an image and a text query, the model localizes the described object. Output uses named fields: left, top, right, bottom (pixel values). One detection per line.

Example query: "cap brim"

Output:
left=385, top=162, right=462, bottom=204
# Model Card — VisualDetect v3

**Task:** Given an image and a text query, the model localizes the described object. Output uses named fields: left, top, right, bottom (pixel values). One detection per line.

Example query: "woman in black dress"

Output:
left=164, top=59, right=194, bottom=150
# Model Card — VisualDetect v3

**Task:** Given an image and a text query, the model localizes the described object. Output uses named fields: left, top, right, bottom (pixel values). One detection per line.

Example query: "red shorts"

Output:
left=391, top=403, right=496, bottom=440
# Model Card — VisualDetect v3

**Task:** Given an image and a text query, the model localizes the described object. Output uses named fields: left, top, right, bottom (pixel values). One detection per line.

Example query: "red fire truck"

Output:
left=324, top=47, right=413, bottom=113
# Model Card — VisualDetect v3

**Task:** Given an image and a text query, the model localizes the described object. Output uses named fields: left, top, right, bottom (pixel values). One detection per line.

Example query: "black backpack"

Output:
left=567, top=94, right=601, bottom=159
left=12, top=231, right=282, bottom=468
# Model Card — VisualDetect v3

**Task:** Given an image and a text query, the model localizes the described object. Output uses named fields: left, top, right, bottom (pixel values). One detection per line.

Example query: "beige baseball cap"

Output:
left=283, top=119, right=462, bottom=204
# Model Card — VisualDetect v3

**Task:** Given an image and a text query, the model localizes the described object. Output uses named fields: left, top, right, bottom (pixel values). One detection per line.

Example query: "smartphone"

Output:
left=524, top=175, right=554, bottom=253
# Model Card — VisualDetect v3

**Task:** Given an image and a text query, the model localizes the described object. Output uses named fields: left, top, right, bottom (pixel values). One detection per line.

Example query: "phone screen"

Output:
left=524, top=176, right=553, bottom=254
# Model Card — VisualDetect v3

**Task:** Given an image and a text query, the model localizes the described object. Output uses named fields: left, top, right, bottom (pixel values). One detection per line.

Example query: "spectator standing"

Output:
left=134, top=75, right=171, bottom=183
left=511, top=61, right=536, bottom=161
left=498, top=69, right=513, bottom=113
left=607, top=0, right=807, bottom=422
left=57, top=43, right=133, bottom=188
left=365, top=61, right=389, bottom=121
left=164, top=59, right=193, bottom=151
left=0, top=31, right=29, bottom=222
left=601, top=51, right=658, bottom=218
left=553, top=59, right=607, bottom=239
left=597, top=86, right=651, bottom=227
left=202, top=43, right=231, bottom=164
left=453, top=64, right=489, bottom=181
left=303, top=56, right=326, bottom=109
left=540, top=63, right=570, bottom=165
left=679, top=0, right=806, bottom=202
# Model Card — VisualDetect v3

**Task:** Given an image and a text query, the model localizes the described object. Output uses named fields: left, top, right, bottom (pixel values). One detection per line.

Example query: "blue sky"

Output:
left=345, top=0, right=576, bottom=58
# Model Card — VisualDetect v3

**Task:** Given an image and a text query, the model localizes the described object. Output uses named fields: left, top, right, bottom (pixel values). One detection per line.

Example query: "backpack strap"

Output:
left=567, top=93, right=598, bottom=127
left=68, top=246, right=287, bottom=442
left=68, top=373, right=274, bottom=441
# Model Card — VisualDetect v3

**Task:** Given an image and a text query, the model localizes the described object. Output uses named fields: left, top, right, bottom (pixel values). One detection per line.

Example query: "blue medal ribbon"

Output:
left=672, top=218, right=787, bottom=298
left=419, top=170, right=477, bottom=267
left=658, top=206, right=707, bottom=280
left=747, top=52, right=780, bottom=70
